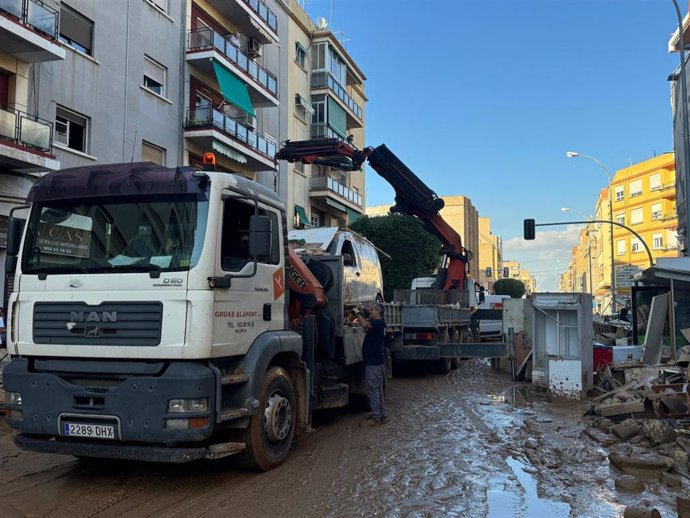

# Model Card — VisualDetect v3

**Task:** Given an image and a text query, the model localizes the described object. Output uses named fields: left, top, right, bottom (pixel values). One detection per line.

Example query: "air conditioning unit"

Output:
left=248, top=38, right=262, bottom=58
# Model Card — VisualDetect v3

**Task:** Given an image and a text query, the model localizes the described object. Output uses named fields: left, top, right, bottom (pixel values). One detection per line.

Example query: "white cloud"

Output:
left=501, top=225, right=584, bottom=292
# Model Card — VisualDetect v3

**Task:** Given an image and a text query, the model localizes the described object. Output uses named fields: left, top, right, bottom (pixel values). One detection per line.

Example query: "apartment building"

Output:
left=478, top=216, right=502, bottom=291
left=0, top=0, right=367, bottom=290
left=285, top=3, right=366, bottom=229
left=610, top=153, right=678, bottom=269
left=0, top=0, right=65, bottom=297
left=560, top=153, right=679, bottom=313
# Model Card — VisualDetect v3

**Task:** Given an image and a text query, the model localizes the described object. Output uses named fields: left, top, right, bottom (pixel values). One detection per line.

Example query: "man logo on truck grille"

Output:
left=84, top=325, right=101, bottom=337
left=70, top=311, right=118, bottom=323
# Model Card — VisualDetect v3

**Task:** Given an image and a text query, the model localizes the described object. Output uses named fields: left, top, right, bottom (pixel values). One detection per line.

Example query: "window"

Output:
left=615, top=213, right=625, bottom=224
left=55, top=105, right=89, bottom=153
left=220, top=198, right=280, bottom=272
left=653, top=233, right=663, bottom=250
left=143, top=55, right=166, bottom=97
left=59, top=5, right=94, bottom=55
left=615, top=186, right=624, bottom=202
left=631, top=237, right=641, bottom=253
left=630, top=207, right=643, bottom=225
left=294, top=161, right=304, bottom=174
left=650, top=173, right=661, bottom=191
left=295, top=42, right=307, bottom=68
left=146, top=0, right=168, bottom=14
left=141, top=140, right=165, bottom=165
left=617, top=239, right=626, bottom=255
left=629, top=179, right=642, bottom=197
left=311, top=212, right=320, bottom=227
left=651, top=203, right=662, bottom=220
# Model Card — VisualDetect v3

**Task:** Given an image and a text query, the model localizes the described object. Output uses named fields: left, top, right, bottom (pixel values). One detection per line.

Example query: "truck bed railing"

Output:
left=393, top=289, right=469, bottom=307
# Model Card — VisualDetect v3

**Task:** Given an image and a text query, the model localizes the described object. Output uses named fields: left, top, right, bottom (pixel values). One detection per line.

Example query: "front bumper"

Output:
left=4, top=358, right=216, bottom=444
left=14, top=434, right=245, bottom=463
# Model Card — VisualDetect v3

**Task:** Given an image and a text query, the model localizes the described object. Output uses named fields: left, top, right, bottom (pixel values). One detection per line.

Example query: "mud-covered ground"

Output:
left=0, top=359, right=681, bottom=517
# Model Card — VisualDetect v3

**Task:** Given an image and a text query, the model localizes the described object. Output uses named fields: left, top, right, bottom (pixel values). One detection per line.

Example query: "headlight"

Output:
left=167, top=398, right=208, bottom=413
left=5, top=391, right=22, bottom=406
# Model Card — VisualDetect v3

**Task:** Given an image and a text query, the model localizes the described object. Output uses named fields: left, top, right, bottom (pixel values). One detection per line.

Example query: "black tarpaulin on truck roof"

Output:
left=27, top=162, right=205, bottom=203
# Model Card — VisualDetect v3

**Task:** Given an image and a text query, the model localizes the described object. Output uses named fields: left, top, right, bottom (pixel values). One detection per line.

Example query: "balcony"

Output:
left=0, top=0, right=65, bottom=62
left=184, top=106, right=276, bottom=171
left=0, top=106, right=58, bottom=171
left=310, top=176, right=362, bottom=212
left=311, top=71, right=363, bottom=127
left=187, top=28, right=278, bottom=107
left=204, top=0, right=277, bottom=45
left=659, top=182, right=676, bottom=199
left=310, top=123, right=347, bottom=141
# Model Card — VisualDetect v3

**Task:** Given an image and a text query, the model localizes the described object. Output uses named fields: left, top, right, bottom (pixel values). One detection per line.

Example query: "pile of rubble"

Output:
left=584, top=359, right=690, bottom=516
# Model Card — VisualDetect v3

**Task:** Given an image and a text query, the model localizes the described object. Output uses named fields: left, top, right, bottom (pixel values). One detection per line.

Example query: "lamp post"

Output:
left=562, top=207, right=593, bottom=295
left=566, top=151, right=617, bottom=314
left=670, top=0, right=690, bottom=255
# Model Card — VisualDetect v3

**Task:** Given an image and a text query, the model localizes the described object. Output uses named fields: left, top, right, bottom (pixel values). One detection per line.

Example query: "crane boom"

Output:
left=275, top=138, right=469, bottom=292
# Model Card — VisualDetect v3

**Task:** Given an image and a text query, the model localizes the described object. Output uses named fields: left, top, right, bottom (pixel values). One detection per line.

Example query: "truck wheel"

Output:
left=238, top=366, right=296, bottom=471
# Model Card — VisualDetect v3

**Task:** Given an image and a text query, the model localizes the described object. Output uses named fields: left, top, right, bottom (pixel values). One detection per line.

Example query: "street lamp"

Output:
left=566, top=151, right=617, bottom=314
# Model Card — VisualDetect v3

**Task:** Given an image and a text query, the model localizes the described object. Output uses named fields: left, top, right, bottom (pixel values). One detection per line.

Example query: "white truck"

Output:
left=3, top=159, right=373, bottom=470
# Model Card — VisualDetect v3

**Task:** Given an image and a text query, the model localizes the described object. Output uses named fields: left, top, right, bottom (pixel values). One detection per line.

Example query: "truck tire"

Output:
left=238, top=366, right=296, bottom=471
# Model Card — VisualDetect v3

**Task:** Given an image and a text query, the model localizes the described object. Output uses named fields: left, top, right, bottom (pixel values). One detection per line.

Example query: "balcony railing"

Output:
left=0, top=0, right=59, bottom=40
left=310, top=176, right=362, bottom=207
left=0, top=106, right=53, bottom=153
left=311, top=71, right=363, bottom=120
left=310, top=123, right=346, bottom=141
left=242, top=0, right=277, bottom=35
left=185, top=106, right=276, bottom=159
left=187, top=28, right=277, bottom=98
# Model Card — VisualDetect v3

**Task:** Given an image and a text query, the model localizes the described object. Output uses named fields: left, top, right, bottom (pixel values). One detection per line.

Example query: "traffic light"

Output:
left=524, top=218, right=536, bottom=240
left=485, top=266, right=493, bottom=278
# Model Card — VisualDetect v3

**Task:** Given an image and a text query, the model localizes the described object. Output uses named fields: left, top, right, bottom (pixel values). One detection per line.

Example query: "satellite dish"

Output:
left=316, top=16, right=328, bottom=29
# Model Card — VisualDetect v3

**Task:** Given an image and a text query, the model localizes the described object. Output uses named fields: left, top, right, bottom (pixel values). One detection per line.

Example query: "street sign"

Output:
left=615, top=265, right=641, bottom=289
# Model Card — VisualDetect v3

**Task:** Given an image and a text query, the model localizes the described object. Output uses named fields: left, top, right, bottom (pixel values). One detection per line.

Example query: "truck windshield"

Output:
left=21, top=195, right=209, bottom=275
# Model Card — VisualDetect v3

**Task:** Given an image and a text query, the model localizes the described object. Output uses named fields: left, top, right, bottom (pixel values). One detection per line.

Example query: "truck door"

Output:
left=212, top=195, right=285, bottom=354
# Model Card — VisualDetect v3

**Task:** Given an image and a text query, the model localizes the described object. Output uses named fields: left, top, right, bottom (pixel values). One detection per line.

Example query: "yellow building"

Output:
left=610, top=153, right=678, bottom=274
left=478, top=217, right=503, bottom=291
left=560, top=153, right=679, bottom=314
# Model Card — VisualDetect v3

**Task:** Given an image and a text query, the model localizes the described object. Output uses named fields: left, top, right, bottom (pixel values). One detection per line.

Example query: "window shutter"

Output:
left=144, top=56, right=165, bottom=84
left=60, top=7, right=93, bottom=51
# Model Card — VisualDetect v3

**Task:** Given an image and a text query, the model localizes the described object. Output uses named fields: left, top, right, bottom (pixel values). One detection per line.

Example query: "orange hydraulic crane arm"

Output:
left=276, top=139, right=470, bottom=292
left=286, top=247, right=327, bottom=318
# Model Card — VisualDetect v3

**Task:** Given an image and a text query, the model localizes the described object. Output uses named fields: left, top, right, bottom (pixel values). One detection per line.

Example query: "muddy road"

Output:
left=0, top=360, right=680, bottom=517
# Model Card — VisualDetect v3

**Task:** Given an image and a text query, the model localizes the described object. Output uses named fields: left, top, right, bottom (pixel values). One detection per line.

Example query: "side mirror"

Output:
left=343, top=253, right=353, bottom=266
left=6, top=217, right=24, bottom=256
left=249, top=214, right=272, bottom=259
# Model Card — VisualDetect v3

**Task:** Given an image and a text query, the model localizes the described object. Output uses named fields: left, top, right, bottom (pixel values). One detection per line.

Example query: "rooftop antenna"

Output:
left=316, top=16, right=328, bottom=29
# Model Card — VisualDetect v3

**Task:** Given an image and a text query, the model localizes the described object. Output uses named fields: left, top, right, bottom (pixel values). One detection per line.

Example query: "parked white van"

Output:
left=472, top=294, right=511, bottom=341
left=288, top=227, right=384, bottom=304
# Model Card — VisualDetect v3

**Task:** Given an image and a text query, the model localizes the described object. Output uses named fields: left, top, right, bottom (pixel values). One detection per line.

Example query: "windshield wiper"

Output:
left=110, top=264, right=163, bottom=278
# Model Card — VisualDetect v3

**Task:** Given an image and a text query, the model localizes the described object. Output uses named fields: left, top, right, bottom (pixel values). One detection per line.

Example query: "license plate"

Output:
left=63, top=422, right=115, bottom=440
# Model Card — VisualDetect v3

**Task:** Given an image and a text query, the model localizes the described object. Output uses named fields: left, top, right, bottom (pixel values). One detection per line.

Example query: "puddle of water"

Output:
left=487, top=456, right=571, bottom=518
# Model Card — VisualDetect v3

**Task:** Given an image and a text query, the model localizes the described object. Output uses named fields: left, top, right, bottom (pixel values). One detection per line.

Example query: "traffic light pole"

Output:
left=529, top=219, right=654, bottom=268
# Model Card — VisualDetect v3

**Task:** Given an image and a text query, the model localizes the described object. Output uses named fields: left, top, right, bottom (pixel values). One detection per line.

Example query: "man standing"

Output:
left=354, top=303, right=387, bottom=427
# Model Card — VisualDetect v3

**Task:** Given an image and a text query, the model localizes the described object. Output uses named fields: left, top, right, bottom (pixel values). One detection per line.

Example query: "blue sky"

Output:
left=305, top=0, right=680, bottom=290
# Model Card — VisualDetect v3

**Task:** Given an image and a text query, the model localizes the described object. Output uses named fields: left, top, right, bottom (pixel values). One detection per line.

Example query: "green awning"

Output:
left=346, top=208, right=361, bottom=224
left=327, top=96, right=347, bottom=138
left=212, top=61, right=255, bottom=118
left=295, top=205, right=311, bottom=227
